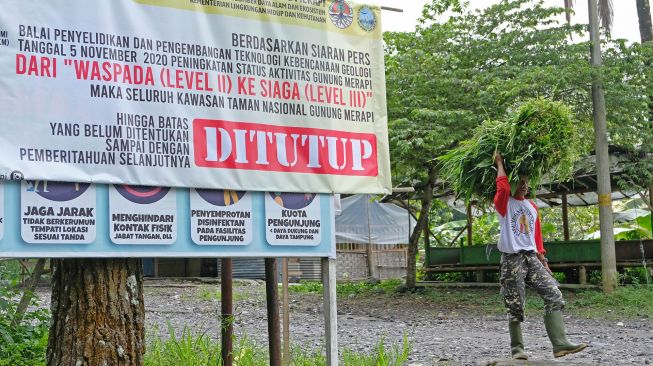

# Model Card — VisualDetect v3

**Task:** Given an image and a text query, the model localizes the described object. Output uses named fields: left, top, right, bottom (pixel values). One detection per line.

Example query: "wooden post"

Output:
left=281, top=258, right=290, bottom=364
left=153, top=258, right=159, bottom=278
left=365, top=195, right=378, bottom=279
left=265, top=258, right=281, bottom=366
left=466, top=202, right=473, bottom=246
left=476, top=270, right=484, bottom=283
left=321, top=258, right=338, bottom=366
left=589, top=0, right=618, bottom=293
left=467, top=203, right=483, bottom=281
left=221, top=258, right=233, bottom=366
left=579, top=265, right=587, bottom=285
left=562, top=194, right=570, bottom=241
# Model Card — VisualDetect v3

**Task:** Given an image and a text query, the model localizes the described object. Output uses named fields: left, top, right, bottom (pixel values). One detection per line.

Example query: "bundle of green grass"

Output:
left=439, top=98, right=584, bottom=203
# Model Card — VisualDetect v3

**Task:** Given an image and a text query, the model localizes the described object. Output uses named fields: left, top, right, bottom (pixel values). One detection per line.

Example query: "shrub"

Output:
left=0, top=283, right=49, bottom=365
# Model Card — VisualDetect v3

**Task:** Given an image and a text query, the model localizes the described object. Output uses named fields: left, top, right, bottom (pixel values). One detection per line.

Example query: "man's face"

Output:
left=516, top=176, right=529, bottom=197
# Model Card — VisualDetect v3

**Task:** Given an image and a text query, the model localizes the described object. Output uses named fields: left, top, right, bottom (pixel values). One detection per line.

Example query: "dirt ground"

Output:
left=36, top=279, right=653, bottom=366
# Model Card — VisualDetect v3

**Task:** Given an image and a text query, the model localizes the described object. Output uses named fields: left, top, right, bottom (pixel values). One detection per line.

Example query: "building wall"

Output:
left=149, top=244, right=408, bottom=281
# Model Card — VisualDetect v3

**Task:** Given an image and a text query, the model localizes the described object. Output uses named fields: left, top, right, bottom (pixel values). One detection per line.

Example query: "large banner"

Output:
left=0, top=0, right=390, bottom=194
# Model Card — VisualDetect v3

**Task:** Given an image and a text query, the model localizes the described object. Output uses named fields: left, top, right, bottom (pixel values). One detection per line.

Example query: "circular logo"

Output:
left=196, top=189, right=246, bottom=206
left=115, top=185, right=170, bottom=204
left=28, top=181, right=90, bottom=202
left=510, top=207, right=535, bottom=237
left=269, top=193, right=316, bottom=210
left=357, top=6, right=376, bottom=32
left=329, top=0, right=354, bottom=29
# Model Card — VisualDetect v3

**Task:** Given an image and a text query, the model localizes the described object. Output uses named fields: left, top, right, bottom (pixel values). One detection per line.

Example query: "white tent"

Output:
left=335, top=195, right=416, bottom=245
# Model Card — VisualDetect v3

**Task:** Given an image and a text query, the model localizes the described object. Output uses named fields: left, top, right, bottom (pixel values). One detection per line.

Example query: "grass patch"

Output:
left=419, top=287, right=506, bottom=313
left=197, top=286, right=250, bottom=302
left=288, top=347, right=326, bottom=366
left=417, top=286, right=653, bottom=319
left=288, top=281, right=323, bottom=294
left=146, top=324, right=224, bottom=366
left=342, top=334, right=411, bottom=366
left=293, top=280, right=653, bottom=319
left=565, top=285, right=653, bottom=319
left=289, top=279, right=403, bottom=297
left=145, top=323, right=411, bottom=366
left=145, top=324, right=271, bottom=366
left=198, top=286, right=222, bottom=301
left=419, top=285, right=653, bottom=319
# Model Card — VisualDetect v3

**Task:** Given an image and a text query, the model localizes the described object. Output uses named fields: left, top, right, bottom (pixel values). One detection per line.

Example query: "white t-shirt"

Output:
left=494, top=176, right=544, bottom=254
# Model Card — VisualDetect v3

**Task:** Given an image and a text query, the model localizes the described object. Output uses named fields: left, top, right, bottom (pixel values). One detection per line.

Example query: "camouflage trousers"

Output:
left=500, top=251, right=564, bottom=322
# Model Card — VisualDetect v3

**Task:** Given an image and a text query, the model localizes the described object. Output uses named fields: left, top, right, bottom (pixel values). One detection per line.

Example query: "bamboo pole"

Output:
left=562, top=194, right=570, bottom=241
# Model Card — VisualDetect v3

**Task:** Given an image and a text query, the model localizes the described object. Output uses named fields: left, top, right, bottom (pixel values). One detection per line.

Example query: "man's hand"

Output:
left=494, top=152, right=507, bottom=177
left=537, top=252, right=552, bottom=274
left=494, top=151, right=503, bottom=165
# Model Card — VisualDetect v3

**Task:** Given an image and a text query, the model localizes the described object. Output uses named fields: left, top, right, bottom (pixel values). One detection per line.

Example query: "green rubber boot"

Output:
left=509, top=320, right=528, bottom=360
left=544, top=311, right=587, bottom=358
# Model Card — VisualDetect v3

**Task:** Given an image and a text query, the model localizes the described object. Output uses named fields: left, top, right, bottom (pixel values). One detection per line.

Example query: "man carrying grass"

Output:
left=494, top=152, right=587, bottom=360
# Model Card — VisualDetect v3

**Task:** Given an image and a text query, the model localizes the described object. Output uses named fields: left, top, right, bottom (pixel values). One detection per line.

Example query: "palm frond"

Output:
left=598, top=0, right=614, bottom=33
left=564, top=0, right=613, bottom=33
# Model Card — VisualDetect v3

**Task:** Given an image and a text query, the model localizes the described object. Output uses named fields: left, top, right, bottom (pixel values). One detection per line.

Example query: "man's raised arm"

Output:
left=494, top=152, right=509, bottom=217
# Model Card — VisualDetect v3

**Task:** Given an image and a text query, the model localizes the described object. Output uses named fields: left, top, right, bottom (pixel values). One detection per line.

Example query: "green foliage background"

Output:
left=385, top=0, right=652, bottom=252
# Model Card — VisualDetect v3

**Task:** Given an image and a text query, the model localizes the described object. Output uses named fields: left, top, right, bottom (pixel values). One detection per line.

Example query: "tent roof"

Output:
left=335, top=195, right=416, bottom=245
left=533, top=171, right=639, bottom=208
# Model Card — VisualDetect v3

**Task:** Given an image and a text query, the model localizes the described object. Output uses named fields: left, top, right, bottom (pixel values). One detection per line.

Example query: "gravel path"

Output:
left=36, top=279, right=653, bottom=365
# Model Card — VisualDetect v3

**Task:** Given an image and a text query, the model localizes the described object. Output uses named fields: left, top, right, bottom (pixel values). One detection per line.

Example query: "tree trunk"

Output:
left=422, top=218, right=431, bottom=280
left=47, top=258, right=145, bottom=366
left=406, top=167, right=437, bottom=289
left=637, top=0, right=653, bottom=195
left=637, top=0, right=653, bottom=43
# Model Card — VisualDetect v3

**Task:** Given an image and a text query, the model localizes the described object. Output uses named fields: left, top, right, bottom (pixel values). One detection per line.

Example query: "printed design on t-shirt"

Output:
left=510, top=206, right=535, bottom=237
